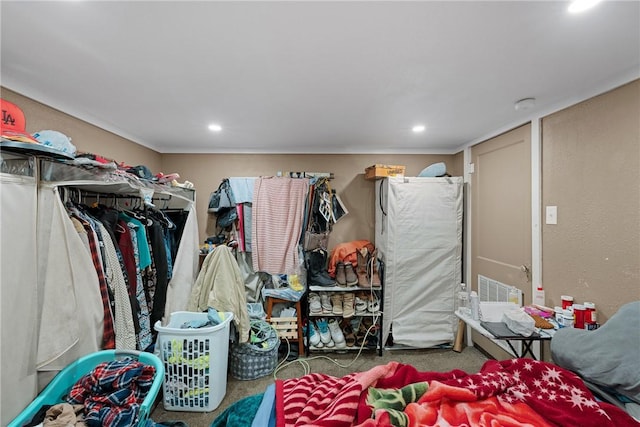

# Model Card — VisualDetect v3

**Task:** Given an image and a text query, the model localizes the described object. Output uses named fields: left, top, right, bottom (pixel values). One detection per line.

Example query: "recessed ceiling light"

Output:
left=568, top=0, right=601, bottom=13
left=412, top=125, right=426, bottom=133
left=208, top=123, right=222, bottom=132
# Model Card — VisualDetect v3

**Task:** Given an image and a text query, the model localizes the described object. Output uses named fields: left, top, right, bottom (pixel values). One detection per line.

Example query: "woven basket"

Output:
left=229, top=320, right=279, bottom=380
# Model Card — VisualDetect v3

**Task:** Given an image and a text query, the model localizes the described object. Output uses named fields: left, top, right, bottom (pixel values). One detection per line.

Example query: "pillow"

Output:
left=550, top=301, right=640, bottom=404
left=418, top=162, right=446, bottom=177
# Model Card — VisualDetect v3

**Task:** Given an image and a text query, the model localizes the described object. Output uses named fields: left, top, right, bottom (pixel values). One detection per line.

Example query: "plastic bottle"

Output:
left=584, top=302, right=596, bottom=325
left=533, top=286, right=545, bottom=306
left=573, top=304, right=586, bottom=329
left=457, top=283, right=470, bottom=316
left=470, top=291, right=480, bottom=321
left=554, top=306, right=563, bottom=323
left=508, top=286, right=520, bottom=305
left=562, top=309, right=574, bottom=328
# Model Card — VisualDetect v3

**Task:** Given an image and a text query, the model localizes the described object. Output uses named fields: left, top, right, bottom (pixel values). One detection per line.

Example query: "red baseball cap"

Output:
left=1, top=99, right=39, bottom=143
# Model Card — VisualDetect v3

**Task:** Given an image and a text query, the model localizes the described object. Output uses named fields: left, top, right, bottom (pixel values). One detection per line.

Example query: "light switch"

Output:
left=546, top=206, right=558, bottom=225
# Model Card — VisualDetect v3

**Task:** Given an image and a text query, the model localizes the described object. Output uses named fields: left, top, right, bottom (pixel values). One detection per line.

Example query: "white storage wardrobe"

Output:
left=375, top=176, right=463, bottom=349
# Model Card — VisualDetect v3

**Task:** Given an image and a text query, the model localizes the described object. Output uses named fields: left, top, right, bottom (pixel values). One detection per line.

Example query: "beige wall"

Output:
left=161, top=154, right=462, bottom=246
left=541, top=79, right=640, bottom=322
left=6, top=80, right=638, bottom=323
left=1, top=88, right=162, bottom=171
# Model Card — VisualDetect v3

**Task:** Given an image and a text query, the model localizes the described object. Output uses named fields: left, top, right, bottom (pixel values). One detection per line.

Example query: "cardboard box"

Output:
left=364, top=164, right=406, bottom=180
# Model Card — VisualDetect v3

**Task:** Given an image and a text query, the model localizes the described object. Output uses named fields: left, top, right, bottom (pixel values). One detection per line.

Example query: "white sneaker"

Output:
left=328, top=318, right=346, bottom=349
left=325, top=338, right=335, bottom=348
left=315, top=318, right=332, bottom=344
left=307, top=321, right=321, bottom=347
left=309, top=292, right=322, bottom=314
left=355, top=296, right=368, bottom=315
left=320, top=292, right=333, bottom=314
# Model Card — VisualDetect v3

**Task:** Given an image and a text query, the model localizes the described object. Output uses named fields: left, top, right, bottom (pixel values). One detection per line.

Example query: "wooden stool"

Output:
left=265, top=297, right=304, bottom=357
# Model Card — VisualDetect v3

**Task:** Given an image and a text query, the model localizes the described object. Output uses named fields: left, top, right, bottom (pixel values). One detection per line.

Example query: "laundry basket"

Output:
left=8, top=350, right=164, bottom=427
left=154, top=311, right=233, bottom=412
left=229, top=319, right=280, bottom=380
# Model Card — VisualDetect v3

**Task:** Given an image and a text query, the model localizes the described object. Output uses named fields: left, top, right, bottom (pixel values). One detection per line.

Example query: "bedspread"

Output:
left=275, top=360, right=639, bottom=427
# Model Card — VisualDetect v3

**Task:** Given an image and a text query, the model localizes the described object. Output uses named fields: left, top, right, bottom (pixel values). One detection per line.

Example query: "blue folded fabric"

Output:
left=180, top=309, right=225, bottom=329
left=418, top=162, right=446, bottom=177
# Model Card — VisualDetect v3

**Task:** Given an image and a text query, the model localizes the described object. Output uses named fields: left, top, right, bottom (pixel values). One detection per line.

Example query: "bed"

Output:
left=212, top=357, right=639, bottom=426
left=550, top=301, right=640, bottom=422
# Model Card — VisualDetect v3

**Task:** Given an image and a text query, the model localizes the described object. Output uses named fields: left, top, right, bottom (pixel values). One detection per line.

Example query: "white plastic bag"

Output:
left=502, top=308, right=535, bottom=336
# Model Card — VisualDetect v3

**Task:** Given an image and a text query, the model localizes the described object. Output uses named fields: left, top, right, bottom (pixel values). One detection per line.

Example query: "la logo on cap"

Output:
left=0, top=98, right=39, bottom=143
left=2, top=109, right=16, bottom=127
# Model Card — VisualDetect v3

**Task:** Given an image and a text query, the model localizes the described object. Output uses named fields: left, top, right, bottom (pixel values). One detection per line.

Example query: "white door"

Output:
left=470, top=123, right=532, bottom=358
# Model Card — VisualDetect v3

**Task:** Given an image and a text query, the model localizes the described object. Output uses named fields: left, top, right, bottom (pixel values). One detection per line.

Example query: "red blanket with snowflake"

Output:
left=275, top=359, right=638, bottom=427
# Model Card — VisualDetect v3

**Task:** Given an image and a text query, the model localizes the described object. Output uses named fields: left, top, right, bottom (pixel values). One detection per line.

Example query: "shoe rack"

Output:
left=306, top=280, right=384, bottom=356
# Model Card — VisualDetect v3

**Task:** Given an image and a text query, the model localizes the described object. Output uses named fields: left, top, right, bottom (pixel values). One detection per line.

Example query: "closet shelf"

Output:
left=39, top=158, right=195, bottom=204
left=309, top=285, right=382, bottom=292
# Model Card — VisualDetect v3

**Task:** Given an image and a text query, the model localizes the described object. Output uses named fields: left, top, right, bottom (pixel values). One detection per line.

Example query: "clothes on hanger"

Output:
left=62, top=195, right=187, bottom=352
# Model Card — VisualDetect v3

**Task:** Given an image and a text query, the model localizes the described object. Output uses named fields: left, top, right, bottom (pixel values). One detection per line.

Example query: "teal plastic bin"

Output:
left=8, top=350, right=164, bottom=427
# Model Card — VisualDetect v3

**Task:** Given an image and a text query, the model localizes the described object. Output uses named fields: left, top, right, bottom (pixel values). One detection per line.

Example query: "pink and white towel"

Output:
left=252, top=177, right=309, bottom=275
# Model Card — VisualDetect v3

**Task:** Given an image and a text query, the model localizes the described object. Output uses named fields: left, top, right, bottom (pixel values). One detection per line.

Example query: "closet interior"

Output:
left=1, top=148, right=199, bottom=421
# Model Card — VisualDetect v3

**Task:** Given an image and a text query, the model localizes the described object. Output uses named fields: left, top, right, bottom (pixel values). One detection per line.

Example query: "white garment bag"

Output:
left=1, top=170, right=39, bottom=424
left=376, top=177, right=463, bottom=349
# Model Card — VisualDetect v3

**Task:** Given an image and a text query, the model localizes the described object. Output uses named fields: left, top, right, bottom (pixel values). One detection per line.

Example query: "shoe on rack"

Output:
left=335, top=262, right=347, bottom=287
left=350, top=317, right=364, bottom=347
left=354, top=294, right=368, bottom=315
left=310, top=340, right=324, bottom=350
left=328, top=318, right=346, bottom=349
left=366, top=333, right=379, bottom=349
left=306, top=249, right=336, bottom=287
left=368, top=293, right=380, bottom=313
left=341, top=319, right=356, bottom=347
left=307, top=321, right=321, bottom=347
left=325, top=338, right=335, bottom=348
left=315, top=318, right=332, bottom=344
left=342, top=292, right=355, bottom=318
left=330, top=293, right=344, bottom=316
left=344, top=262, right=358, bottom=286
left=320, top=292, right=333, bottom=314
left=308, top=292, right=322, bottom=315
left=368, top=251, right=382, bottom=287
left=357, top=248, right=370, bottom=287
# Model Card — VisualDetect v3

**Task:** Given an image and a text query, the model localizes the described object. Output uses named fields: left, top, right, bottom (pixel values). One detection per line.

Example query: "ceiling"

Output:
left=1, top=1, right=639, bottom=154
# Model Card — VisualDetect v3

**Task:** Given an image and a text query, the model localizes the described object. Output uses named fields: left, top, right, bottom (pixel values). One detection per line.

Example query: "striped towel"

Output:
left=252, top=177, right=309, bottom=275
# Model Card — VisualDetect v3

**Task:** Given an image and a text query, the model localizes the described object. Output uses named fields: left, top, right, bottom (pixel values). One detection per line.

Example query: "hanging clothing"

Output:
left=187, top=246, right=250, bottom=342
left=251, top=177, right=309, bottom=275
left=163, top=204, right=199, bottom=322
left=96, top=221, right=137, bottom=350
left=120, top=213, right=152, bottom=271
left=116, top=219, right=141, bottom=335
left=147, top=218, right=169, bottom=328
left=166, top=209, right=189, bottom=263
left=92, top=207, right=141, bottom=338
left=228, top=177, right=256, bottom=203
left=123, top=220, right=153, bottom=351
left=74, top=215, right=117, bottom=350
